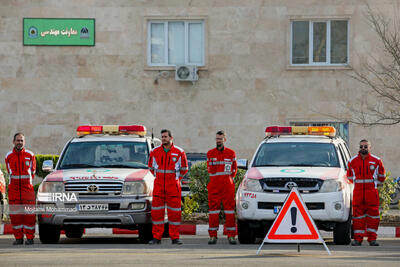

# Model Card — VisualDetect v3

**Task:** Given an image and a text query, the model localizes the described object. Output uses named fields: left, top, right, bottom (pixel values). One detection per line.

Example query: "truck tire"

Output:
left=237, top=220, right=256, bottom=244
left=138, top=223, right=153, bottom=243
left=333, top=214, right=352, bottom=245
left=65, top=227, right=84, bottom=239
left=390, top=190, right=399, bottom=206
left=39, top=224, right=61, bottom=244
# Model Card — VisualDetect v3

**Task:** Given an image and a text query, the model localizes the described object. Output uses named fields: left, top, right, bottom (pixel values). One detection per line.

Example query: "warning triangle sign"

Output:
left=257, top=187, right=331, bottom=255
left=264, top=187, right=323, bottom=243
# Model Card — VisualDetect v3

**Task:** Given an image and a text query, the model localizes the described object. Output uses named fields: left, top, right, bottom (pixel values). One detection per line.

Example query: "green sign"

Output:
left=23, top=18, right=95, bottom=46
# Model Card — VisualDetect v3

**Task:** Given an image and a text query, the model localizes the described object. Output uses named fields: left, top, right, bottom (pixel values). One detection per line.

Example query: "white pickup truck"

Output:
left=37, top=125, right=160, bottom=244
left=236, top=126, right=353, bottom=245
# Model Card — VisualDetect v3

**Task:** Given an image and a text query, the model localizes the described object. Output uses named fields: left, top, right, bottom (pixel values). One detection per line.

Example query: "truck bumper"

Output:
left=37, top=198, right=152, bottom=228
left=236, top=190, right=351, bottom=222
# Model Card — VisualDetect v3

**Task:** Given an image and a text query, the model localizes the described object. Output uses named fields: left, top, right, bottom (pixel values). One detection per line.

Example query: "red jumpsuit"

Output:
left=207, top=147, right=237, bottom=238
left=148, top=144, right=188, bottom=240
left=5, top=148, right=36, bottom=240
left=347, top=153, right=385, bottom=243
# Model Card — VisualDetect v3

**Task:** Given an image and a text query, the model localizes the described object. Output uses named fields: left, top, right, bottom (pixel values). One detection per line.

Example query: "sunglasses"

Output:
left=359, top=145, right=368, bottom=149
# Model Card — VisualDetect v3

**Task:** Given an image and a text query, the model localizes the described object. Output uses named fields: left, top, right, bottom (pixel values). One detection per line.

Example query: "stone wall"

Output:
left=0, top=0, right=399, bottom=175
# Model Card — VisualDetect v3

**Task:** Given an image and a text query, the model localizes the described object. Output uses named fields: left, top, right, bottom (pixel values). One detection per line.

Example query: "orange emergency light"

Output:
left=308, top=126, right=336, bottom=137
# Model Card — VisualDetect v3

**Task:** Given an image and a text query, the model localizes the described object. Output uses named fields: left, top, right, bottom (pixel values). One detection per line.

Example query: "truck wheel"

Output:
left=237, top=220, right=256, bottom=244
left=138, top=223, right=153, bottom=243
left=65, top=227, right=84, bottom=239
left=333, top=214, right=351, bottom=245
left=390, top=191, right=399, bottom=206
left=39, top=224, right=61, bottom=244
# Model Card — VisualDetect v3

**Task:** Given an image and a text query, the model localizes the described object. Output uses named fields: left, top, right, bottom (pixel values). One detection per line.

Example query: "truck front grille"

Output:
left=260, top=177, right=323, bottom=193
left=258, top=202, right=325, bottom=210
left=64, top=181, right=123, bottom=193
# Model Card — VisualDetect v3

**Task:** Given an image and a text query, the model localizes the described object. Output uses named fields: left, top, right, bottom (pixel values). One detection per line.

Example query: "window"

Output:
left=253, top=143, right=340, bottom=168
left=148, top=20, right=205, bottom=66
left=59, top=141, right=149, bottom=169
left=291, top=20, right=348, bottom=65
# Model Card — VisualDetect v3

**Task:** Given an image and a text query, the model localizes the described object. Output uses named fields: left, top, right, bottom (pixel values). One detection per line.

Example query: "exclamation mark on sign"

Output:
left=290, top=207, right=297, bottom=233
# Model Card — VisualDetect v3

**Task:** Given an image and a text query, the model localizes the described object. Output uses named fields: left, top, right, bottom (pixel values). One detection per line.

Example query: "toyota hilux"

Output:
left=236, top=126, right=353, bottom=245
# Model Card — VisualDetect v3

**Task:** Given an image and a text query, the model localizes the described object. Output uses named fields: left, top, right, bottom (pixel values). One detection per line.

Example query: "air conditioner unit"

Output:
left=175, top=65, right=198, bottom=81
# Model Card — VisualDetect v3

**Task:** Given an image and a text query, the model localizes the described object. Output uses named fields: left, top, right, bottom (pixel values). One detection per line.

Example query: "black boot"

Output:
left=228, top=237, right=237, bottom=245
left=13, top=239, right=23, bottom=245
left=351, top=240, right=362, bottom=246
left=171, top=239, right=183, bottom=245
left=25, top=239, right=34, bottom=245
left=208, top=237, right=217, bottom=245
left=369, top=240, right=379, bottom=246
left=148, top=238, right=161, bottom=245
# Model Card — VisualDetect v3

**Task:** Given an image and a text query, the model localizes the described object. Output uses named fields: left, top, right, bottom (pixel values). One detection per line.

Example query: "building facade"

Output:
left=1, top=0, right=399, bottom=175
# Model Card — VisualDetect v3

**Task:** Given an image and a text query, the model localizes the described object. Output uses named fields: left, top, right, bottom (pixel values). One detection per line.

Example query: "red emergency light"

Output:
left=265, top=126, right=292, bottom=137
left=76, top=125, right=103, bottom=136
left=119, top=125, right=147, bottom=136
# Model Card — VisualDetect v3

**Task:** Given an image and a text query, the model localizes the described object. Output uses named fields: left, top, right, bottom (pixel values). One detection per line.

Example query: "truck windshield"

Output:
left=253, top=142, right=340, bottom=167
left=58, top=141, right=149, bottom=169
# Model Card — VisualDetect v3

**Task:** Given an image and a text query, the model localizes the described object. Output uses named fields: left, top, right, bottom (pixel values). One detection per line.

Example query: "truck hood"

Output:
left=45, top=168, right=151, bottom=182
left=246, top=166, right=343, bottom=180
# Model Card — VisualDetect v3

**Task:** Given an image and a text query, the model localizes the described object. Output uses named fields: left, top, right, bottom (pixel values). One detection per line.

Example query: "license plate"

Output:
left=273, top=206, right=281, bottom=214
left=77, top=204, right=108, bottom=211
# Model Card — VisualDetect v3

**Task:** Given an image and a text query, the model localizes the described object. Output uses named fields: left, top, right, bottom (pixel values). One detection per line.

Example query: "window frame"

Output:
left=290, top=19, right=350, bottom=66
left=147, top=20, right=205, bottom=67
left=336, top=143, right=349, bottom=170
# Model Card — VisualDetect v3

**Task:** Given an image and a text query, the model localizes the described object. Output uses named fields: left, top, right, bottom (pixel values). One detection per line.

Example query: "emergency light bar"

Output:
left=265, top=126, right=336, bottom=137
left=77, top=125, right=147, bottom=137
left=265, top=126, right=292, bottom=136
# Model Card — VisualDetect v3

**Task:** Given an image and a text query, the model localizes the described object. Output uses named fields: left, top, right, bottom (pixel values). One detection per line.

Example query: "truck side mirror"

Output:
left=42, top=160, right=54, bottom=172
left=237, top=159, right=248, bottom=170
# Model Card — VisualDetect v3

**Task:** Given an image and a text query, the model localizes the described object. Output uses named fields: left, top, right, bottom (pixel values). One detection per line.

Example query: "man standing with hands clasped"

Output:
left=207, top=130, right=237, bottom=245
left=347, top=139, right=386, bottom=246
left=5, top=133, right=36, bottom=245
left=148, top=129, right=188, bottom=245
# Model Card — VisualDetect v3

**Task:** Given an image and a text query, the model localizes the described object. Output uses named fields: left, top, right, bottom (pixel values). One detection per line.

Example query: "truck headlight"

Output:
left=242, top=178, right=263, bottom=192
left=123, top=181, right=147, bottom=195
left=38, top=181, right=64, bottom=193
left=320, top=179, right=343, bottom=193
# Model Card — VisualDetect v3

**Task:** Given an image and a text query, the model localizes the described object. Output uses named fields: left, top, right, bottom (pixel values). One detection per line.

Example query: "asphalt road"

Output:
left=0, top=235, right=399, bottom=266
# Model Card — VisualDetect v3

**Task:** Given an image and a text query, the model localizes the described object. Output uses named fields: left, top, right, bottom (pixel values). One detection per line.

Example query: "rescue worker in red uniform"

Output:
left=347, top=139, right=386, bottom=246
left=148, top=129, right=188, bottom=245
left=5, top=133, right=36, bottom=245
left=207, top=130, right=237, bottom=245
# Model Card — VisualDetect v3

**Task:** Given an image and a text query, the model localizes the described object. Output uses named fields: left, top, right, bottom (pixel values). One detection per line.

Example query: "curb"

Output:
left=1, top=223, right=399, bottom=238
left=0, top=223, right=199, bottom=236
